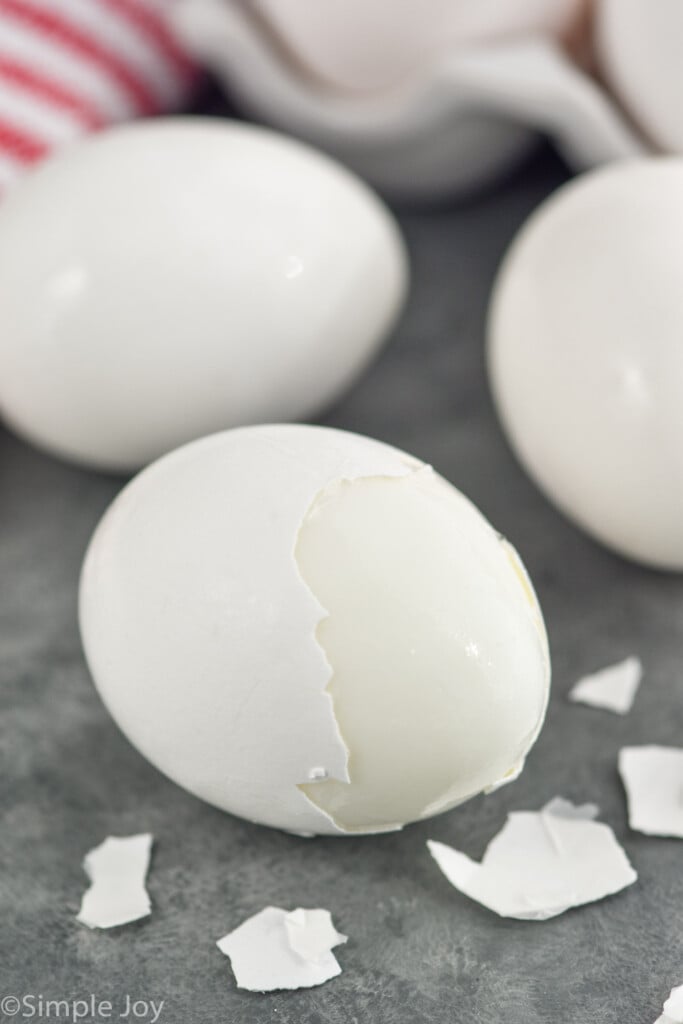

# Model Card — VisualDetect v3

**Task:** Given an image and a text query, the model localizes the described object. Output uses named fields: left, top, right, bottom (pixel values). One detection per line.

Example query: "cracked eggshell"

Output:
left=597, top=0, right=683, bottom=154
left=79, top=424, right=550, bottom=836
left=0, top=119, right=406, bottom=472
left=488, top=157, right=683, bottom=569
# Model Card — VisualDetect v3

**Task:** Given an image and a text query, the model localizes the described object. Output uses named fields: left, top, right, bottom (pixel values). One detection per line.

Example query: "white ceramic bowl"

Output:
left=171, top=0, right=643, bottom=200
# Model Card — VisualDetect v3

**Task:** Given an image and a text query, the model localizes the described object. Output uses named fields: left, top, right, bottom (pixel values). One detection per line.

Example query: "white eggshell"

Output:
left=251, top=0, right=583, bottom=94
left=488, top=158, right=683, bottom=569
left=0, top=119, right=406, bottom=471
left=79, top=424, right=550, bottom=836
left=597, top=0, right=683, bottom=153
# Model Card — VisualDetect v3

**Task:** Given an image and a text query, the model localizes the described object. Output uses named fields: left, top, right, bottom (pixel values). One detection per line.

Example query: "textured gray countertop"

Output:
left=2, top=145, right=682, bottom=1024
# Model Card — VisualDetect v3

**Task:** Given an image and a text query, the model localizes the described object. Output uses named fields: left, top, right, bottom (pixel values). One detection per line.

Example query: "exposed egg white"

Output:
left=597, top=0, right=683, bottom=154
left=0, top=119, right=406, bottom=472
left=250, top=0, right=584, bottom=94
left=79, top=424, right=550, bottom=836
left=488, top=158, right=683, bottom=569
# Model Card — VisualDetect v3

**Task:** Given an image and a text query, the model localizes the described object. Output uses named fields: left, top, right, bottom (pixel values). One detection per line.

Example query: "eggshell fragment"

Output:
left=284, top=908, right=346, bottom=963
left=216, top=907, right=347, bottom=991
left=488, top=158, right=683, bottom=569
left=597, top=0, right=683, bottom=154
left=77, top=834, right=153, bottom=930
left=0, top=119, right=406, bottom=471
left=619, top=746, right=683, bottom=838
left=569, top=657, right=642, bottom=715
left=79, top=424, right=550, bottom=835
left=428, top=798, right=637, bottom=920
left=656, top=984, right=683, bottom=1024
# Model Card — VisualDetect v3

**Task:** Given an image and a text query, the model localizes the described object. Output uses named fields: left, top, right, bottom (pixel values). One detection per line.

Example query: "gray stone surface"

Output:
left=2, top=147, right=683, bottom=1024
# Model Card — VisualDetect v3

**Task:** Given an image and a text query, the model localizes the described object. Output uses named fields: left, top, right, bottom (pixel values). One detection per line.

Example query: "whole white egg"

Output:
left=488, top=158, right=683, bottom=569
left=0, top=119, right=406, bottom=471
left=251, top=0, right=584, bottom=94
left=597, top=0, right=683, bottom=154
left=79, top=424, right=550, bottom=836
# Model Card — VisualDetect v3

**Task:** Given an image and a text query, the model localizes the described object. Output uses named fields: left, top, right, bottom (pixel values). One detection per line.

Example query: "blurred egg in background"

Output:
left=0, top=118, right=406, bottom=472
left=488, top=157, right=683, bottom=570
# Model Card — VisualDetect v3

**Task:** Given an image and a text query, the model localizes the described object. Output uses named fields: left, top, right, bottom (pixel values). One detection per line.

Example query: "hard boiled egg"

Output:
left=597, top=0, right=683, bottom=154
left=488, top=158, right=683, bottom=569
left=79, top=424, right=550, bottom=836
left=0, top=120, right=406, bottom=471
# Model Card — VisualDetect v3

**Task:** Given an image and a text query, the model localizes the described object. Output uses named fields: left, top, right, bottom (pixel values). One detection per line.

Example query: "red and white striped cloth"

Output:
left=0, top=0, right=198, bottom=191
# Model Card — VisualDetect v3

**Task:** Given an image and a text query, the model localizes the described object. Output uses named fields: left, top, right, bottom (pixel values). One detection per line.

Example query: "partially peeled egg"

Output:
left=79, top=425, right=550, bottom=835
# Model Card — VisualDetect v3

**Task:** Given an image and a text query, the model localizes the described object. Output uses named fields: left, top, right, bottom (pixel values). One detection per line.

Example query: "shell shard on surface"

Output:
left=619, top=746, right=683, bottom=838
left=427, top=798, right=636, bottom=920
left=654, top=984, right=683, bottom=1024
left=77, top=834, right=153, bottom=929
left=216, top=907, right=347, bottom=992
left=569, top=656, right=642, bottom=714
left=284, top=908, right=347, bottom=963
left=662, top=985, right=683, bottom=1023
